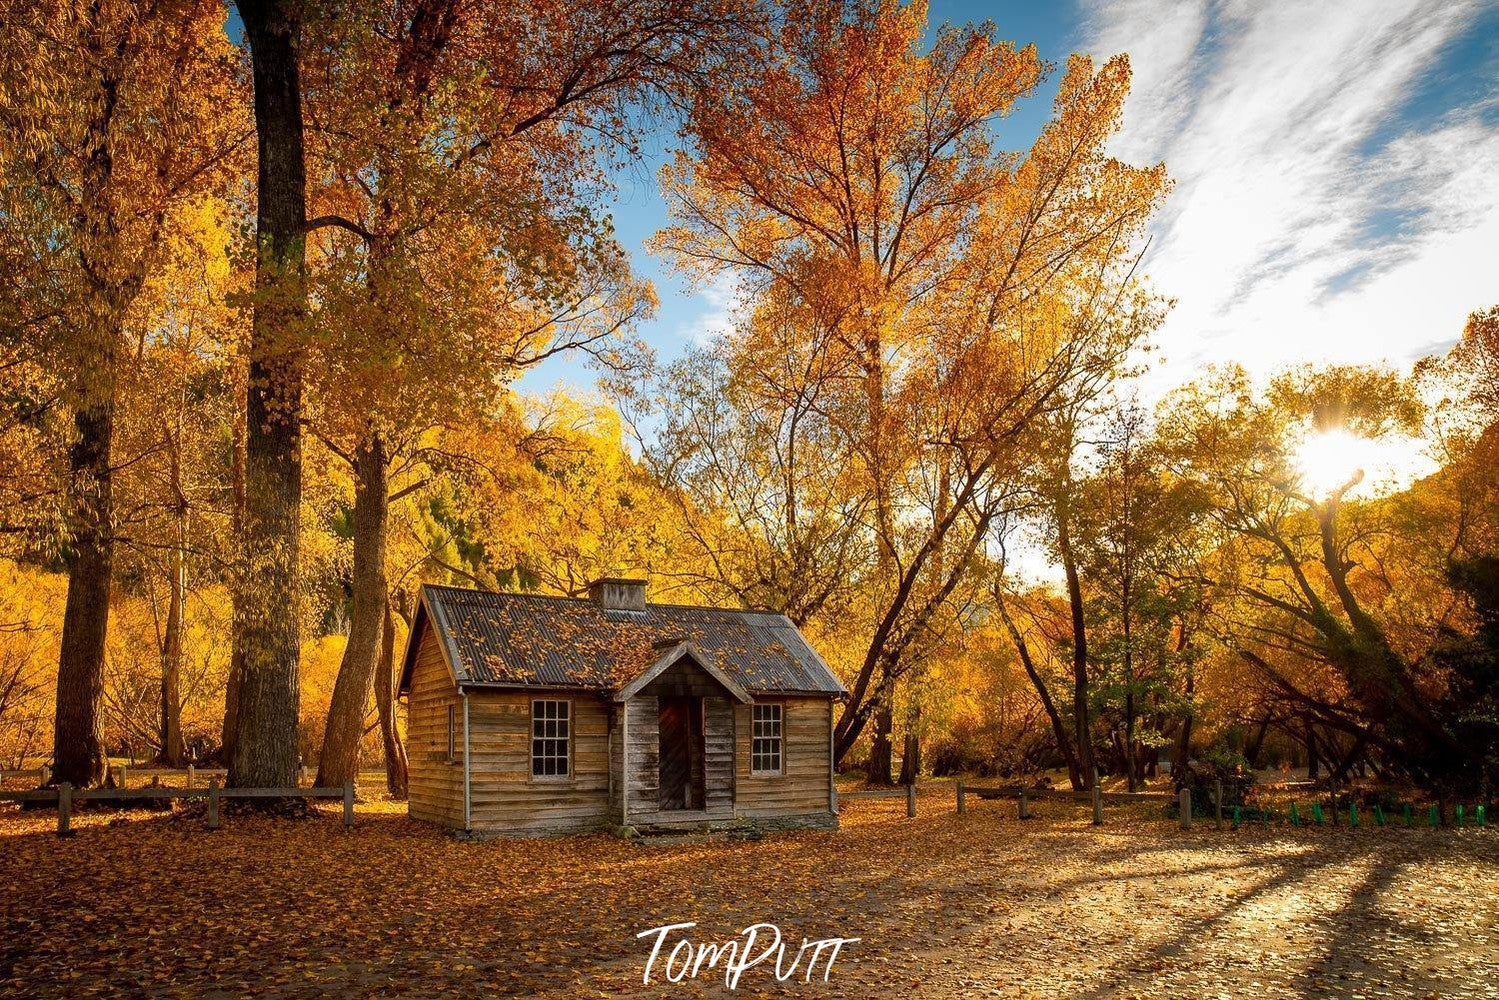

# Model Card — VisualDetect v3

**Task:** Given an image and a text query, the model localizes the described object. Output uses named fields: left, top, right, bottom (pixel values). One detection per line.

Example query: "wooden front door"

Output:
left=658, top=696, right=704, bottom=810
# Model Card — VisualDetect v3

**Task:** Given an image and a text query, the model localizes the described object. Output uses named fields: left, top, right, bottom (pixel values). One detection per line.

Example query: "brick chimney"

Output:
left=588, top=577, right=647, bottom=612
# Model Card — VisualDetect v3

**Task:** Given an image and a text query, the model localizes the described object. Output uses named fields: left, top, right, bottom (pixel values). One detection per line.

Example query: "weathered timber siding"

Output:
left=608, top=701, right=624, bottom=823
left=406, top=629, right=463, bottom=827
left=622, top=695, right=659, bottom=823
left=466, top=689, right=612, bottom=835
left=704, top=696, right=735, bottom=814
left=734, top=696, right=835, bottom=820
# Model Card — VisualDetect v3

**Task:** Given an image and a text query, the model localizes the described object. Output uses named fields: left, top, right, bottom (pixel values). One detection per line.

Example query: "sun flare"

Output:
left=1292, top=428, right=1432, bottom=501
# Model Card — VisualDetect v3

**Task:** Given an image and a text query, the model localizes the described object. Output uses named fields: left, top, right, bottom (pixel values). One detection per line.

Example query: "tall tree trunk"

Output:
left=997, top=594, right=1082, bottom=788
left=159, top=421, right=187, bottom=767
left=231, top=0, right=308, bottom=790
left=1124, top=688, right=1137, bottom=792
left=317, top=435, right=389, bottom=788
left=375, top=599, right=408, bottom=798
left=897, top=702, right=921, bottom=786
left=1056, top=489, right=1096, bottom=784
left=867, top=701, right=894, bottom=785
left=51, top=17, right=130, bottom=791
left=158, top=535, right=185, bottom=767
left=1305, top=716, right=1321, bottom=781
left=52, top=401, right=115, bottom=788
left=1175, top=659, right=1195, bottom=787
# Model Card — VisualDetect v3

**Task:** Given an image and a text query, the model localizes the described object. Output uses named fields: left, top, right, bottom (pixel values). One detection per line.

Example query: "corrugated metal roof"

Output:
left=414, top=584, right=845, bottom=696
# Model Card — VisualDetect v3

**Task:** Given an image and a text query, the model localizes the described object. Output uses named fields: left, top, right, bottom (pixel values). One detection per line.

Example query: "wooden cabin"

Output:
left=397, top=579, right=845, bottom=836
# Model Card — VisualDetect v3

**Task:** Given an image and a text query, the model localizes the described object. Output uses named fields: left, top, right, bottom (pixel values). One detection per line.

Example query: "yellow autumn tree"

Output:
left=0, top=0, right=246, bottom=786
left=653, top=0, right=1168, bottom=774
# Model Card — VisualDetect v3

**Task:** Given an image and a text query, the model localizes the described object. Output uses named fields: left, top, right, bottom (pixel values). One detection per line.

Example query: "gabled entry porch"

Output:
left=612, top=641, right=751, bottom=829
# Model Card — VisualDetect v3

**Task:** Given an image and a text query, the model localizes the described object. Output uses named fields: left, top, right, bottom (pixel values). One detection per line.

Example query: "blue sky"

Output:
left=521, top=0, right=1499, bottom=400
left=520, top=0, right=1073, bottom=394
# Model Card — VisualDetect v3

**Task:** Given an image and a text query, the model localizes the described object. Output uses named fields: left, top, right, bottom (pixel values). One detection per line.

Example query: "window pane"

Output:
left=751, top=704, right=783, bottom=774
left=531, top=701, right=571, bottom=777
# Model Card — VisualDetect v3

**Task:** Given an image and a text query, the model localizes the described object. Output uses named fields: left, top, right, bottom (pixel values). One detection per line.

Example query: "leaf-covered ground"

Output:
left=2, top=787, right=1495, bottom=998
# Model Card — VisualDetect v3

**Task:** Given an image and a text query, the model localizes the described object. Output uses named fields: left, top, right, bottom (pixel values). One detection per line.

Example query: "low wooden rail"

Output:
left=959, top=782, right=1168, bottom=804
left=836, top=780, right=1170, bottom=822
left=0, top=779, right=356, bottom=837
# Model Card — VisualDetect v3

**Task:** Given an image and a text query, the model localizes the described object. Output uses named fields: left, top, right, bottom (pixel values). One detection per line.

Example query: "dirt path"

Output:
left=2, top=792, right=1495, bottom=997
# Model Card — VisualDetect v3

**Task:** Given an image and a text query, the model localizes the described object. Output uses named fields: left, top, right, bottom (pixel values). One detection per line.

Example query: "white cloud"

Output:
left=1077, top=0, right=1499, bottom=393
left=678, top=269, right=748, bottom=347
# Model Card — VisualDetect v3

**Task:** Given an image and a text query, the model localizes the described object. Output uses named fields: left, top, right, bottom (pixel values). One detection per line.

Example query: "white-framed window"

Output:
left=531, top=699, right=571, bottom=778
left=446, top=704, right=456, bottom=763
left=751, top=703, right=783, bottom=775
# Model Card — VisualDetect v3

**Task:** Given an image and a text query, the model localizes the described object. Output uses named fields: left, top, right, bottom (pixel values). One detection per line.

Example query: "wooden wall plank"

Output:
left=734, top=697, right=835, bottom=818
left=405, top=631, right=463, bottom=827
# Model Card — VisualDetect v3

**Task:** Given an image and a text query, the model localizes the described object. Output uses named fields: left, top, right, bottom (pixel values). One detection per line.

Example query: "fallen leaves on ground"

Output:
left=1, top=788, right=1495, bottom=998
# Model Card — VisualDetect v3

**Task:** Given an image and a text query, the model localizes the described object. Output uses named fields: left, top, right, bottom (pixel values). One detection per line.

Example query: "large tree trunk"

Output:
left=375, top=599, right=408, bottom=798
left=52, top=400, right=115, bottom=788
left=893, top=731, right=917, bottom=785
left=1124, top=688, right=1137, bottom=792
left=897, top=703, right=921, bottom=786
left=867, top=702, right=894, bottom=785
left=230, top=0, right=308, bottom=790
left=317, top=435, right=389, bottom=788
left=51, top=17, right=130, bottom=791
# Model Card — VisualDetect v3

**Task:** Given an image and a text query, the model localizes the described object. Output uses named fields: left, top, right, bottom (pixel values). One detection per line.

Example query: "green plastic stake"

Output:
left=1429, top=804, right=1440, bottom=827
left=1312, top=803, right=1324, bottom=825
left=1290, top=802, right=1301, bottom=827
left=1350, top=802, right=1358, bottom=827
left=1403, top=803, right=1412, bottom=826
left=1373, top=804, right=1386, bottom=826
left=1262, top=807, right=1271, bottom=828
left=1232, top=805, right=1241, bottom=828
left=1477, top=805, right=1486, bottom=826
left=1456, top=804, right=1465, bottom=826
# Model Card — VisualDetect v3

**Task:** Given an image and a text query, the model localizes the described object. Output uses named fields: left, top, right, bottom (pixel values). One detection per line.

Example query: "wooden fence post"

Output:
left=118, top=765, right=127, bottom=791
left=905, top=783, right=916, bottom=818
left=1178, top=786, right=1192, bottom=830
left=343, top=781, right=355, bottom=829
left=186, top=764, right=195, bottom=789
left=1214, top=779, right=1223, bottom=830
left=57, top=783, right=74, bottom=838
left=40, top=764, right=50, bottom=786
left=1018, top=789, right=1030, bottom=820
left=1092, top=782, right=1103, bottom=826
left=207, top=777, right=221, bottom=830
left=956, top=779, right=966, bottom=814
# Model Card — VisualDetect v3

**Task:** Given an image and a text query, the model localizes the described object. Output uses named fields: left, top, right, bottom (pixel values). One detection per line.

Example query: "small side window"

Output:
left=751, top=703, right=783, bottom=775
left=531, top=699, right=571, bottom=778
